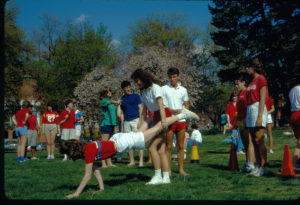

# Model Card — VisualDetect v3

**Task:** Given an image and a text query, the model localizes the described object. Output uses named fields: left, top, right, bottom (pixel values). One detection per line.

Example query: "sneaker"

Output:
left=31, top=157, right=39, bottom=160
left=252, top=167, right=267, bottom=177
left=181, top=108, right=200, bottom=121
left=242, top=165, right=255, bottom=173
left=46, top=155, right=51, bottom=160
left=237, top=150, right=245, bottom=155
left=270, top=149, right=274, bottom=154
left=50, top=155, right=55, bottom=159
left=145, top=175, right=163, bottom=185
left=162, top=177, right=171, bottom=184
left=249, top=167, right=260, bottom=176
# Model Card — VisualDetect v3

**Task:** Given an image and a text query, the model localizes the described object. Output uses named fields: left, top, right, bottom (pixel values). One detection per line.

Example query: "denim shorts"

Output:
left=15, top=126, right=28, bottom=136
left=101, top=125, right=115, bottom=135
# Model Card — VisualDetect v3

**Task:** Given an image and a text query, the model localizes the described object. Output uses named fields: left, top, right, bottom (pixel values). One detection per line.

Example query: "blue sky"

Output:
left=14, top=0, right=212, bottom=42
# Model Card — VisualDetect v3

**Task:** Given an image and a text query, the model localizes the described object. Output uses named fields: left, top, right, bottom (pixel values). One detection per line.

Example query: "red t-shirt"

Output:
left=14, top=108, right=29, bottom=128
left=84, top=140, right=117, bottom=164
left=237, top=89, right=247, bottom=121
left=60, top=110, right=75, bottom=129
left=225, top=102, right=237, bottom=130
left=42, top=111, right=60, bottom=125
left=266, top=97, right=274, bottom=112
left=246, top=75, right=269, bottom=105
left=28, top=115, right=37, bottom=130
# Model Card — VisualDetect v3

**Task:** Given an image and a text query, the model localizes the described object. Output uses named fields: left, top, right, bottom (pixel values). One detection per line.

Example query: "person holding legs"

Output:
left=61, top=108, right=199, bottom=199
left=99, top=87, right=120, bottom=168
left=265, top=97, right=275, bottom=153
left=245, top=57, right=269, bottom=177
left=119, top=80, right=144, bottom=167
left=12, top=100, right=30, bottom=162
left=27, top=104, right=39, bottom=160
left=60, top=99, right=76, bottom=161
left=162, top=67, right=190, bottom=176
left=288, top=74, right=300, bottom=171
left=234, top=73, right=255, bottom=172
left=131, top=69, right=172, bottom=185
left=74, top=102, right=84, bottom=141
left=42, top=102, right=60, bottom=160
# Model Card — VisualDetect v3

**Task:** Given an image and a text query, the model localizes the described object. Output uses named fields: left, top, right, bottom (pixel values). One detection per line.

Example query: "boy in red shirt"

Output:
left=27, top=104, right=39, bottom=160
left=60, top=99, right=76, bottom=161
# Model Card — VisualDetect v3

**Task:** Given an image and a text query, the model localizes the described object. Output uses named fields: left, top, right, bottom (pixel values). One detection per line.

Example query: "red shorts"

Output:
left=153, top=108, right=172, bottom=125
left=170, top=121, right=186, bottom=132
left=290, top=110, right=300, bottom=139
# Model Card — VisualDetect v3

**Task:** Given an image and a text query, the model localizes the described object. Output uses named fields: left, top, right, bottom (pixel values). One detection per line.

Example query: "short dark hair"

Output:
left=59, top=140, right=87, bottom=161
left=99, top=89, right=109, bottom=98
left=191, top=123, right=198, bottom=129
left=131, top=68, right=157, bottom=90
left=22, top=100, right=31, bottom=108
left=234, top=73, right=249, bottom=86
left=229, top=91, right=238, bottom=102
left=64, top=99, right=73, bottom=107
left=167, top=67, right=179, bottom=75
left=121, top=81, right=131, bottom=89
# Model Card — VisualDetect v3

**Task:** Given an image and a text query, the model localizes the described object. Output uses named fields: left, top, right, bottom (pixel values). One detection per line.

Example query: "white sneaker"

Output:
left=270, top=149, right=274, bottom=154
left=249, top=167, right=260, bottom=176
left=46, top=155, right=51, bottom=160
left=145, top=175, right=163, bottom=185
left=237, top=150, right=245, bottom=155
left=181, top=108, right=199, bottom=121
left=31, top=157, right=39, bottom=160
left=253, top=167, right=267, bottom=177
left=51, top=155, right=55, bottom=159
left=162, top=177, right=171, bottom=184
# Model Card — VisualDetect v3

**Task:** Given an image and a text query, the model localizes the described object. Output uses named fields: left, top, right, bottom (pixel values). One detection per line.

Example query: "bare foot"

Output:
left=127, top=162, right=135, bottom=166
left=139, top=161, right=144, bottom=167
left=66, top=193, right=79, bottom=199
left=108, top=163, right=116, bottom=167
left=101, top=165, right=108, bottom=168
left=179, top=170, right=189, bottom=176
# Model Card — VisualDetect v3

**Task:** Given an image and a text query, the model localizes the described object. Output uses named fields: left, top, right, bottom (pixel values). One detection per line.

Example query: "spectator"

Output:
left=42, top=102, right=60, bottom=160
left=220, top=111, right=227, bottom=134
left=27, top=104, right=39, bottom=160
left=60, top=99, right=76, bottom=161
left=265, top=97, right=275, bottom=153
left=119, top=80, right=144, bottom=167
left=12, top=100, right=30, bottom=162
left=187, top=124, right=202, bottom=147
left=74, top=102, right=84, bottom=141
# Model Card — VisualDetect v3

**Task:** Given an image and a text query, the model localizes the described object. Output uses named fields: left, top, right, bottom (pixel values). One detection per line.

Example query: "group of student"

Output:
left=222, top=57, right=300, bottom=177
left=12, top=99, right=84, bottom=162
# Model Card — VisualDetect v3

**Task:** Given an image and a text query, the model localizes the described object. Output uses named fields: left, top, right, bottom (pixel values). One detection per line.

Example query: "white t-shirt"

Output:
left=191, top=129, right=202, bottom=143
left=141, top=83, right=166, bottom=111
left=289, top=86, right=300, bottom=112
left=162, top=82, right=189, bottom=122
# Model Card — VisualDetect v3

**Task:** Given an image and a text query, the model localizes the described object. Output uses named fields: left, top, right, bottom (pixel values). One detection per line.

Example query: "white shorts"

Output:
left=246, top=102, right=268, bottom=128
left=266, top=113, right=273, bottom=124
left=109, top=132, right=145, bottom=153
left=75, top=125, right=82, bottom=136
left=61, top=129, right=76, bottom=140
left=124, top=118, right=139, bottom=132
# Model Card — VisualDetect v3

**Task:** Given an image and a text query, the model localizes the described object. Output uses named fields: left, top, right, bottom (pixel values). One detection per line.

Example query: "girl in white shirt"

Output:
left=131, top=69, right=172, bottom=185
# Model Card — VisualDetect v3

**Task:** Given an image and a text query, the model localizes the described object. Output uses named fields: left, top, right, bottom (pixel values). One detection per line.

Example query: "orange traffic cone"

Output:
left=228, top=144, right=239, bottom=171
left=275, top=145, right=300, bottom=177
left=190, top=141, right=200, bottom=164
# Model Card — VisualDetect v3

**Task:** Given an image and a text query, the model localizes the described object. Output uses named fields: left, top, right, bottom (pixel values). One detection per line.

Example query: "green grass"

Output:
left=4, top=129, right=300, bottom=200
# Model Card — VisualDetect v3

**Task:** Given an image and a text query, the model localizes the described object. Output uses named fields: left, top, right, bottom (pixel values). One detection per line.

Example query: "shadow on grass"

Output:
left=200, top=163, right=229, bottom=170
left=267, top=160, right=282, bottom=168
left=105, top=173, right=150, bottom=186
left=207, top=151, right=229, bottom=154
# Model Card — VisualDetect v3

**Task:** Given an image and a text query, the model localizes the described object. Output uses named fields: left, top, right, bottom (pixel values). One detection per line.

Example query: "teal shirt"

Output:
left=100, top=98, right=116, bottom=126
left=221, top=114, right=227, bottom=125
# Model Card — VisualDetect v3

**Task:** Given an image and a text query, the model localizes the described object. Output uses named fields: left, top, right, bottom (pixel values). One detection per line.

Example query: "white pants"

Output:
left=75, top=125, right=82, bottom=136
left=109, top=132, right=145, bottom=153
left=246, top=102, right=268, bottom=128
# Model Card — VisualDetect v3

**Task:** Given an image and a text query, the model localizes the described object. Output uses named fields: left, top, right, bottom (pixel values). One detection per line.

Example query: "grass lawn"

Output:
left=4, top=128, right=300, bottom=200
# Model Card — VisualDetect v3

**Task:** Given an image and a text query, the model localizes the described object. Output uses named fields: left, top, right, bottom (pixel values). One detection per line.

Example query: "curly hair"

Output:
left=130, top=68, right=158, bottom=90
left=59, top=140, right=87, bottom=161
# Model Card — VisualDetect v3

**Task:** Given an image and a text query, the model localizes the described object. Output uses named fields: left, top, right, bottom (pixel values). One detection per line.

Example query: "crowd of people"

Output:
left=11, top=58, right=300, bottom=198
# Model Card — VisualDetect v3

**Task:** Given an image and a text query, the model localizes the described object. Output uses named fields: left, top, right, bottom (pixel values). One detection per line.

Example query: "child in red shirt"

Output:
left=60, top=99, right=76, bottom=161
left=60, top=108, right=198, bottom=199
left=27, top=104, right=39, bottom=160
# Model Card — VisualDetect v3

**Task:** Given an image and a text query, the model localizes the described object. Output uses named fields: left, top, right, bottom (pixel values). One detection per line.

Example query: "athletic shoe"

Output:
left=50, top=155, right=55, bottom=159
left=181, top=108, right=200, bottom=121
left=145, top=175, right=163, bottom=185
left=242, top=165, right=255, bottom=173
left=162, top=177, right=171, bottom=184
left=270, top=149, right=274, bottom=154
left=31, top=157, right=39, bottom=160
left=237, top=150, right=245, bottom=155
left=249, top=167, right=260, bottom=176
left=252, top=167, right=267, bottom=177
left=46, top=155, right=51, bottom=160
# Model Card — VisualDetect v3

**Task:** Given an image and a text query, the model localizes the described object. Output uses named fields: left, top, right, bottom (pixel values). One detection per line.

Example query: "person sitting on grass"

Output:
left=60, top=108, right=199, bottom=199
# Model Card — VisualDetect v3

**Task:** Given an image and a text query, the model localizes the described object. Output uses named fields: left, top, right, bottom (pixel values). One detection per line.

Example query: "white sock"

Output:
left=248, top=163, right=254, bottom=168
left=64, top=154, right=67, bottom=159
left=162, top=171, right=170, bottom=180
left=154, top=169, right=162, bottom=177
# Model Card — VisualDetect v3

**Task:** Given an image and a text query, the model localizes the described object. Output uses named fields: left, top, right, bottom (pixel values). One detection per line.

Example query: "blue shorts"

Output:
left=15, top=126, right=28, bottom=136
left=101, top=125, right=115, bottom=135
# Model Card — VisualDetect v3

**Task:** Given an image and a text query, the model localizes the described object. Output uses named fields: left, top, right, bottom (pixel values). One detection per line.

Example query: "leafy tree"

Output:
left=209, top=0, right=300, bottom=125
